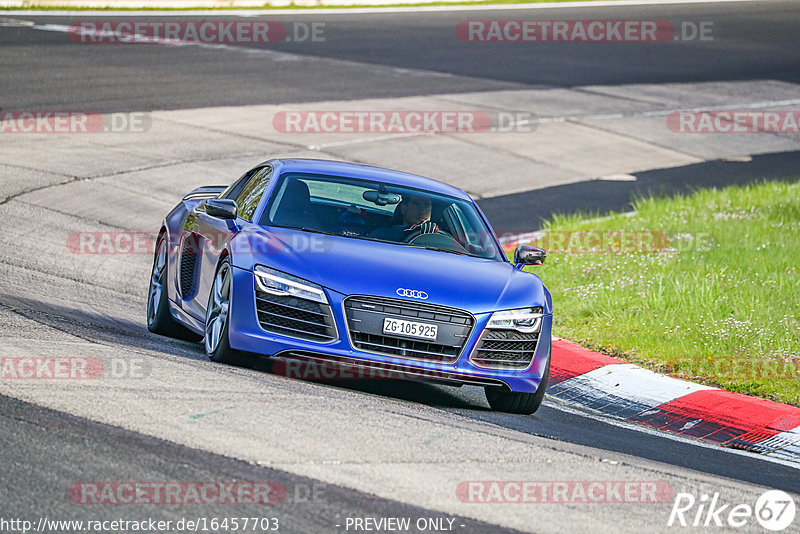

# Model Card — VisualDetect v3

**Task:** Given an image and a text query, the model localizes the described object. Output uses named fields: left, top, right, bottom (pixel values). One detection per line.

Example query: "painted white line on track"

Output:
left=596, top=173, right=637, bottom=181
left=753, top=427, right=800, bottom=461
left=638, top=98, right=800, bottom=117
left=307, top=131, right=430, bottom=150
left=525, top=99, right=800, bottom=124
left=569, top=363, right=717, bottom=405
left=550, top=363, right=716, bottom=418
left=0, top=0, right=763, bottom=17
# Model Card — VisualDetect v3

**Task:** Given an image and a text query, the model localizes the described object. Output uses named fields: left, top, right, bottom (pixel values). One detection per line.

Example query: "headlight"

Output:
left=254, top=265, right=327, bottom=304
left=486, top=307, right=543, bottom=333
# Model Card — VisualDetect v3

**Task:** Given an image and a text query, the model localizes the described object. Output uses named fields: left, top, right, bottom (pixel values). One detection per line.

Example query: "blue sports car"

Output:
left=147, top=158, right=552, bottom=414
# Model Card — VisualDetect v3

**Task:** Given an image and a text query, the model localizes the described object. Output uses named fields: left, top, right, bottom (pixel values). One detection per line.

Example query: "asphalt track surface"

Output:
left=1, top=2, right=800, bottom=532
left=0, top=394, right=511, bottom=533
left=1, top=1, right=799, bottom=111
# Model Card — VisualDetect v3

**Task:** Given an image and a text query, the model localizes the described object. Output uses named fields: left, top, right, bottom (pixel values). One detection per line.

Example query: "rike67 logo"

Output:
left=668, top=490, right=796, bottom=531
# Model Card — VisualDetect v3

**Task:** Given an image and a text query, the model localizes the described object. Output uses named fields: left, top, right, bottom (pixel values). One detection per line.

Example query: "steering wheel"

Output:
left=404, top=229, right=469, bottom=254
left=403, top=226, right=451, bottom=243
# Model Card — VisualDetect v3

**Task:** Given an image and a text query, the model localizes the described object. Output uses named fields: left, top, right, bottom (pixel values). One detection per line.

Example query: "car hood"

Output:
left=232, top=227, right=548, bottom=314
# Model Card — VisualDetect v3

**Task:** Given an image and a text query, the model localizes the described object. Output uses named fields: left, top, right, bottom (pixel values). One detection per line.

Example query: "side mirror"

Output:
left=205, top=199, right=238, bottom=220
left=514, top=244, right=546, bottom=267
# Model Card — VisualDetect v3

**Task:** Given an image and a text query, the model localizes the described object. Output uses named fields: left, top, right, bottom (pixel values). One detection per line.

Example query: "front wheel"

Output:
left=485, top=353, right=550, bottom=415
left=205, top=260, right=249, bottom=366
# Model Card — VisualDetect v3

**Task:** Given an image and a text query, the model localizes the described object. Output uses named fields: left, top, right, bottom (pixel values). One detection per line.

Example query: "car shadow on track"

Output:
left=0, top=293, right=489, bottom=410
left=0, top=294, right=206, bottom=361
left=255, top=356, right=487, bottom=411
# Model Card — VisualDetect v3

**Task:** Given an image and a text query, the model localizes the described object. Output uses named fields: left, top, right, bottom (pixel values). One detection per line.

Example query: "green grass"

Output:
left=523, top=181, right=800, bottom=406
left=0, top=0, right=604, bottom=10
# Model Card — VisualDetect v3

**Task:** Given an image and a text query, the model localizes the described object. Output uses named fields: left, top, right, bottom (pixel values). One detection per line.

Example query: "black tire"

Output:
left=204, top=259, right=250, bottom=367
left=147, top=233, right=202, bottom=341
left=485, top=349, right=550, bottom=415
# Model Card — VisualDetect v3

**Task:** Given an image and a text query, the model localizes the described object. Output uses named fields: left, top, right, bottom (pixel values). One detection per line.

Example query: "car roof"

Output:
left=264, top=158, right=473, bottom=201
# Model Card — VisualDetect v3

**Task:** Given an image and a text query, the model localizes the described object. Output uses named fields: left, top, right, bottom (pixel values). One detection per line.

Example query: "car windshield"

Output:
left=260, top=172, right=505, bottom=261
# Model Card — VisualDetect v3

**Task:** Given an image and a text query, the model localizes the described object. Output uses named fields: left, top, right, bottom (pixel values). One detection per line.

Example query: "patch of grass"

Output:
left=0, top=0, right=604, bottom=10
left=522, top=181, right=800, bottom=406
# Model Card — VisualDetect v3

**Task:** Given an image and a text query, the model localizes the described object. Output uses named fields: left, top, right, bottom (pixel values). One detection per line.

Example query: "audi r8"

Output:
left=147, top=158, right=552, bottom=414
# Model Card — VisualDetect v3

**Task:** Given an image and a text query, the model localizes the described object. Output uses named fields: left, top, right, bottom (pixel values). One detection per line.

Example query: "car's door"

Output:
left=179, top=165, right=273, bottom=321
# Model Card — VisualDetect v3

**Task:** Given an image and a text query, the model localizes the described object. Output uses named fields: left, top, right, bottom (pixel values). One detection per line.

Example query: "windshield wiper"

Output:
left=296, top=227, right=339, bottom=236
left=414, top=245, right=472, bottom=257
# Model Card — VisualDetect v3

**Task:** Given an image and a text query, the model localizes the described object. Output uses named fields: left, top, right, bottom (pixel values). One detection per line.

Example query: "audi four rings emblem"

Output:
left=397, top=288, right=429, bottom=300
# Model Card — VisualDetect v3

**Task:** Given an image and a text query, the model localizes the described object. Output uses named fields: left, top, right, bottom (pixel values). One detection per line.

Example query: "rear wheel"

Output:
left=147, top=234, right=201, bottom=341
left=485, top=351, right=550, bottom=415
left=205, top=260, right=249, bottom=366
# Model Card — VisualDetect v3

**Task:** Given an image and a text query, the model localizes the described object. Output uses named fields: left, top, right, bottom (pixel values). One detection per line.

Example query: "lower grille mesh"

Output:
left=255, top=289, right=336, bottom=342
left=470, top=329, right=539, bottom=369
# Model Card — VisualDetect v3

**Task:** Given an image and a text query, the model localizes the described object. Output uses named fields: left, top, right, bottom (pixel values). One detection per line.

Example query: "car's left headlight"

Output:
left=486, top=307, right=544, bottom=333
left=254, top=265, right=327, bottom=304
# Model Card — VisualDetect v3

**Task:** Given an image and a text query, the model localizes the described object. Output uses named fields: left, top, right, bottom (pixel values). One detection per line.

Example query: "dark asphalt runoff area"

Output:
left=1, top=2, right=800, bottom=111
left=480, top=150, right=800, bottom=230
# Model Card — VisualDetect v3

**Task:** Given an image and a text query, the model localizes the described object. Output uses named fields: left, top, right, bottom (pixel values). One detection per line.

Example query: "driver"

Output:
left=369, top=194, right=438, bottom=242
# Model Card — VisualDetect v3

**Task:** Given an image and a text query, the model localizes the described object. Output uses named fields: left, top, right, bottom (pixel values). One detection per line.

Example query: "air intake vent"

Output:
left=255, top=289, right=336, bottom=342
left=179, top=234, right=201, bottom=299
left=470, top=329, right=539, bottom=369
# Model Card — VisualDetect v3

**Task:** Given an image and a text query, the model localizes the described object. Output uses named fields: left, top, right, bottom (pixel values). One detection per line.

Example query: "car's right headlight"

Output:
left=254, top=265, right=327, bottom=304
left=485, top=307, right=543, bottom=334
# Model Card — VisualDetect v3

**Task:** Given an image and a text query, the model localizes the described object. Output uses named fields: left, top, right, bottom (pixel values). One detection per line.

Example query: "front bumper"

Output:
left=227, top=266, right=551, bottom=394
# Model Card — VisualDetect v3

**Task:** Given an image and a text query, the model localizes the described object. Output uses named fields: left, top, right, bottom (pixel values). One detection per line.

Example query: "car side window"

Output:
left=221, top=169, right=257, bottom=201
left=236, top=166, right=273, bottom=221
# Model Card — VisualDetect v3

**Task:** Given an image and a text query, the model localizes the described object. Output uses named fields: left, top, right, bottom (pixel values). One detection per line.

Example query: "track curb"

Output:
left=549, top=340, right=800, bottom=465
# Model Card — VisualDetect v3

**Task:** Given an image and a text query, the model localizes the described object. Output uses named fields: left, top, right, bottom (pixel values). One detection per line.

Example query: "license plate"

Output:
left=382, top=317, right=438, bottom=341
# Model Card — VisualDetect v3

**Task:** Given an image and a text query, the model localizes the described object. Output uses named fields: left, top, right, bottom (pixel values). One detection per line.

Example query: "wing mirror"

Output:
left=513, top=244, right=546, bottom=268
left=205, top=199, right=238, bottom=220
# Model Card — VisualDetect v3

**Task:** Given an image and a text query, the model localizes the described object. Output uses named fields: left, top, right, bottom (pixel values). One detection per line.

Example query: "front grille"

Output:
left=343, top=296, right=474, bottom=364
left=255, top=289, right=336, bottom=342
left=470, top=329, right=539, bottom=369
